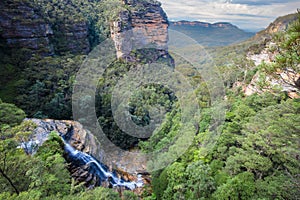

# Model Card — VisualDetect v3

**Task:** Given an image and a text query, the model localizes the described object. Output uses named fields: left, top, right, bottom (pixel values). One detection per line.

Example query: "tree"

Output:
left=0, top=100, right=26, bottom=129
left=264, top=11, right=300, bottom=91
left=185, top=161, right=216, bottom=199
left=26, top=132, right=71, bottom=197
left=0, top=102, right=30, bottom=194
left=212, top=172, right=255, bottom=200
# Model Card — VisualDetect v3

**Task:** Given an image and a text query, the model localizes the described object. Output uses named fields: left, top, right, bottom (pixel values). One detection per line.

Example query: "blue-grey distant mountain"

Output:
left=169, top=21, right=255, bottom=46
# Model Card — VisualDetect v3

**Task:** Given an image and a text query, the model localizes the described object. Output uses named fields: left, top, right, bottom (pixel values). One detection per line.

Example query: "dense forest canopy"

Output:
left=0, top=0, right=299, bottom=199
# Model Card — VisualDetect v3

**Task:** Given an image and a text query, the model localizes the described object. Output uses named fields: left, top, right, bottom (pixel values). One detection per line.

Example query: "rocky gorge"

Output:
left=24, top=118, right=149, bottom=194
left=0, top=0, right=170, bottom=192
left=0, top=0, right=169, bottom=60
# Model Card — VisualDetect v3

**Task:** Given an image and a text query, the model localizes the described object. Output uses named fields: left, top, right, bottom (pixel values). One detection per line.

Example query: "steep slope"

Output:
left=0, top=0, right=90, bottom=56
left=0, top=0, right=170, bottom=118
left=254, top=13, right=298, bottom=40
left=111, top=0, right=169, bottom=59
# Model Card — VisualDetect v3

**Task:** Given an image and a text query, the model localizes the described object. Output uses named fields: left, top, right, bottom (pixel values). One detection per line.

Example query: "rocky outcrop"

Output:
left=25, top=118, right=150, bottom=192
left=262, top=13, right=298, bottom=35
left=1, top=0, right=169, bottom=59
left=242, top=13, right=300, bottom=98
left=0, top=1, right=53, bottom=55
left=254, top=13, right=298, bottom=40
left=110, top=0, right=169, bottom=59
left=245, top=42, right=300, bottom=98
left=244, top=71, right=300, bottom=98
left=0, top=1, right=90, bottom=56
left=24, top=118, right=100, bottom=155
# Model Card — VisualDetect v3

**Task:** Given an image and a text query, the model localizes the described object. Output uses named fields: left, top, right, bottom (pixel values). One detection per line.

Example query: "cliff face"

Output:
left=245, top=41, right=300, bottom=99
left=243, top=13, right=300, bottom=99
left=0, top=1, right=53, bottom=55
left=263, top=13, right=298, bottom=34
left=110, top=0, right=169, bottom=59
left=0, top=1, right=90, bottom=56
left=0, top=0, right=168, bottom=59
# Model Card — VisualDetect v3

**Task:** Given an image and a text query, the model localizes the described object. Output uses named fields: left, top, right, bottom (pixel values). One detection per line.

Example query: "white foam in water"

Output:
left=20, top=137, right=144, bottom=190
left=62, top=139, right=143, bottom=190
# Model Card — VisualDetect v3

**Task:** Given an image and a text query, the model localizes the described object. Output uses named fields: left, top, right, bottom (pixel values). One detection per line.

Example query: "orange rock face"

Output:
left=110, top=0, right=169, bottom=59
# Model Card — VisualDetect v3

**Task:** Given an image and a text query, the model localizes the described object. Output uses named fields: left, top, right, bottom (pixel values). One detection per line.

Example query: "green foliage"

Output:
left=0, top=0, right=132, bottom=118
left=96, top=58, right=176, bottom=149
left=0, top=100, right=26, bottom=128
left=150, top=93, right=299, bottom=199
left=128, top=84, right=176, bottom=126
left=0, top=117, right=37, bottom=194
left=1, top=2, right=299, bottom=200
left=0, top=187, right=121, bottom=200
left=259, top=11, right=300, bottom=91
left=96, top=60, right=138, bottom=149
left=12, top=55, right=84, bottom=119
left=0, top=106, right=71, bottom=198
left=152, top=169, right=169, bottom=199
left=184, top=161, right=216, bottom=199
left=45, top=187, right=121, bottom=200
left=139, top=107, right=181, bottom=153
left=122, top=190, right=139, bottom=200
left=212, top=172, right=255, bottom=200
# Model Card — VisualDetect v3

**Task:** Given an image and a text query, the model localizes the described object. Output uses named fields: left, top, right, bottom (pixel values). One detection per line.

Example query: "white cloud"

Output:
left=159, top=0, right=299, bottom=31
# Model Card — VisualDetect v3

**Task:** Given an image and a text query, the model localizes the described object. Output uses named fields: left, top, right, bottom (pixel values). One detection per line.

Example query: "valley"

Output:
left=0, top=0, right=299, bottom=199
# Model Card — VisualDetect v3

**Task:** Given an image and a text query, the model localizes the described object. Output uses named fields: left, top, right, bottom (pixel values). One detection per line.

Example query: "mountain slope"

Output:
left=169, top=21, right=254, bottom=46
left=254, top=13, right=298, bottom=40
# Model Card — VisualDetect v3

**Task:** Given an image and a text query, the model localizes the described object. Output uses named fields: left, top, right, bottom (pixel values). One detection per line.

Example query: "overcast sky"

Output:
left=159, top=0, right=299, bottom=31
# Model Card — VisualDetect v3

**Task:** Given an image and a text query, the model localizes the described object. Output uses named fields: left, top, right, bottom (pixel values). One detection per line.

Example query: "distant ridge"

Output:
left=171, top=21, right=239, bottom=29
left=169, top=21, right=254, bottom=47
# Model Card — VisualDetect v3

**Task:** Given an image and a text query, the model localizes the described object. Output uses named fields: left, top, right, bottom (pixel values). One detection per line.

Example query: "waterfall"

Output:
left=63, top=140, right=142, bottom=190
left=20, top=134, right=143, bottom=190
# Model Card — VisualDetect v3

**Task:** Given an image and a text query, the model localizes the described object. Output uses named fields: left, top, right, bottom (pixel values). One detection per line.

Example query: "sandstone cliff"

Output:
left=110, top=0, right=169, bottom=59
left=0, top=0, right=169, bottom=59
left=0, top=0, right=90, bottom=56
left=235, top=13, right=300, bottom=98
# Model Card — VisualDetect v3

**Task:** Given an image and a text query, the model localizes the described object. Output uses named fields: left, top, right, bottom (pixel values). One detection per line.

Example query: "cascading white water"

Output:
left=20, top=134, right=143, bottom=190
left=63, top=141, right=139, bottom=190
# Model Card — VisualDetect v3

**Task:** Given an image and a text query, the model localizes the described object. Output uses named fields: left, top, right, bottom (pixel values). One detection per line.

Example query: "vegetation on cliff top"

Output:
left=0, top=0, right=299, bottom=199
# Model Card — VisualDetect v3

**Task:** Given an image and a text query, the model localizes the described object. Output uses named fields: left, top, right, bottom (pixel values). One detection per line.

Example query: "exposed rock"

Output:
left=245, top=42, right=300, bottom=98
left=1, top=0, right=168, bottom=60
left=244, top=70, right=300, bottom=98
left=254, top=13, right=298, bottom=40
left=247, top=43, right=276, bottom=66
left=69, top=165, right=99, bottom=188
left=25, top=118, right=150, bottom=193
left=24, top=118, right=101, bottom=155
left=0, top=1, right=53, bottom=55
left=110, top=0, right=169, bottom=59
left=0, top=1, right=90, bottom=57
